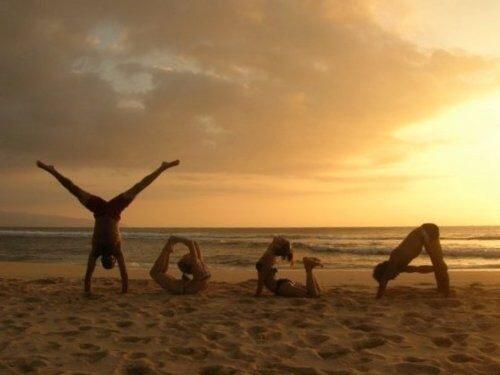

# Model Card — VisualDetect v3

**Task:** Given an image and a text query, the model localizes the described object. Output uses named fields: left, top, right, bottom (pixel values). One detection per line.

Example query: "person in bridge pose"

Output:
left=36, top=159, right=180, bottom=294
left=372, top=223, right=450, bottom=298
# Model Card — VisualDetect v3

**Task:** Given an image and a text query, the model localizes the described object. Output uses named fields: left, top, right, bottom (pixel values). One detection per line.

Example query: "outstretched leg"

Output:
left=303, top=257, right=323, bottom=297
left=37, top=160, right=101, bottom=210
left=423, top=232, right=450, bottom=297
left=108, top=160, right=180, bottom=213
left=421, top=224, right=449, bottom=296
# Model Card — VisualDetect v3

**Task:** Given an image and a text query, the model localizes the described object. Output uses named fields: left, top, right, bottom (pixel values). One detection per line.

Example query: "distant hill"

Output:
left=0, top=210, right=92, bottom=227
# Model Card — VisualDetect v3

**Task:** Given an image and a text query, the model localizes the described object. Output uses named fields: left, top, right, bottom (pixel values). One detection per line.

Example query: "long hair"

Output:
left=273, top=238, right=293, bottom=264
left=372, top=261, right=400, bottom=281
left=372, top=261, right=389, bottom=282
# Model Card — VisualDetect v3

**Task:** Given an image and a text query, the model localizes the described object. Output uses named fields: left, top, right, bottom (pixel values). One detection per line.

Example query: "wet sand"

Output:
left=0, top=263, right=498, bottom=374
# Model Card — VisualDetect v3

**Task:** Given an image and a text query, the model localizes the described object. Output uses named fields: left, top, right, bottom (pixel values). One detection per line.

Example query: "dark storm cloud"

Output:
left=0, top=0, right=498, bottom=175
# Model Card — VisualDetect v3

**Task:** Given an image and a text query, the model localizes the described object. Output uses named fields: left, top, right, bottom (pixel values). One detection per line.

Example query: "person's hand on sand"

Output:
left=161, top=160, right=180, bottom=170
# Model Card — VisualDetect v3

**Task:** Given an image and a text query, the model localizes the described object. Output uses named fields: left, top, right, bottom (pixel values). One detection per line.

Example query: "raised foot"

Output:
left=162, top=160, right=180, bottom=169
left=303, top=257, right=323, bottom=270
left=36, top=160, right=55, bottom=172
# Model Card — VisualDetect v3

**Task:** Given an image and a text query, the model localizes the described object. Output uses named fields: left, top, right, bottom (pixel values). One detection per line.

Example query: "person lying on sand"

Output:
left=150, top=236, right=210, bottom=295
left=37, top=160, right=180, bottom=294
left=255, top=237, right=323, bottom=297
left=373, top=223, right=450, bottom=299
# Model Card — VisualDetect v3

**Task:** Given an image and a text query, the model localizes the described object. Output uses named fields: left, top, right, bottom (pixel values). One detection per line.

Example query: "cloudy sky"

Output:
left=1, top=0, right=499, bottom=226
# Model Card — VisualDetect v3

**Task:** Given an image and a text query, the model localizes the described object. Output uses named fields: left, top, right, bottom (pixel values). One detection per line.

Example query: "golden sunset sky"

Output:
left=1, top=1, right=499, bottom=227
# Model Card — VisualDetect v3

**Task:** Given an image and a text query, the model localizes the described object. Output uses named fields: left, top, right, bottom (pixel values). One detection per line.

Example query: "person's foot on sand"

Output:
left=303, top=257, right=323, bottom=270
left=162, top=160, right=180, bottom=169
left=36, top=160, right=55, bottom=172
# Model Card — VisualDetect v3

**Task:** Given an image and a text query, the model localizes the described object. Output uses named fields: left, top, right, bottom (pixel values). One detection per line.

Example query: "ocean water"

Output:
left=0, top=226, right=499, bottom=270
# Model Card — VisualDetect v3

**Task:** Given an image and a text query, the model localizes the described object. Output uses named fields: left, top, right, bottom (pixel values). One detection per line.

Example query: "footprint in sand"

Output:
left=60, top=329, right=81, bottom=337
left=12, top=357, right=48, bottom=373
left=479, top=342, right=497, bottom=354
left=122, top=358, right=156, bottom=375
left=350, top=323, right=379, bottom=333
left=121, top=336, right=152, bottom=344
left=471, top=303, right=485, bottom=310
left=475, top=321, right=494, bottom=331
left=272, top=343, right=297, bottom=357
left=305, top=333, right=330, bottom=346
left=247, top=326, right=281, bottom=341
left=161, top=309, right=175, bottom=317
left=318, top=345, right=351, bottom=360
left=310, top=302, right=328, bottom=310
left=247, top=325, right=266, bottom=339
left=72, top=350, right=108, bottom=363
left=237, top=297, right=255, bottom=304
left=128, top=352, right=147, bottom=359
left=325, top=370, right=351, bottom=375
left=353, top=338, right=387, bottom=350
left=394, top=362, right=441, bottom=374
left=170, top=346, right=209, bottom=360
left=227, top=346, right=254, bottom=362
left=205, top=331, right=226, bottom=341
left=78, top=325, right=93, bottom=332
left=0, top=341, right=10, bottom=353
left=431, top=337, right=453, bottom=348
left=201, top=364, right=239, bottom=375
left=448, top=353, right=477, bottom=363
left=116, top=320, right=134, bottom=328
left=449, top=333, right=469, bottom=343
left=404, top=356, right=426, bottom=363
left=24, top=296, right=43, bottom=303
left=269, top=364, right=322, bottom=375
left=79, top=343, right=101, bottom=351
left=46, top=341, right=61, bottom=350
left=381, top=333, right=405, bottom=343
left=426, top=299, right=462, bottom=309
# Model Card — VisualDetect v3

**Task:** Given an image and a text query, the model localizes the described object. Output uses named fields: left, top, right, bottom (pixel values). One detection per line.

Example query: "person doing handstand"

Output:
left=37, top=160, right=180, bottom=294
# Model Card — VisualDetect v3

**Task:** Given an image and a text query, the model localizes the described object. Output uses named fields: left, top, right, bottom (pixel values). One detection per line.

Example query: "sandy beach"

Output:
left=0, top=264, right=498, bottom=374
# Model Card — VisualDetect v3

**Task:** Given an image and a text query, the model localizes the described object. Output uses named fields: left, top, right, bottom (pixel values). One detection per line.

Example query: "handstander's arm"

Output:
left=84, top=254, right=97, bottom=295
left=116, top=251, right=129, bottom=293
left=255, top=271, right=265, bottom=297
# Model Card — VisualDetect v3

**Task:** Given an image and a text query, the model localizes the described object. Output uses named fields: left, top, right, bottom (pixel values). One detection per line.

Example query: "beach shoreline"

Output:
left=0, top=261, right=499, bottom=286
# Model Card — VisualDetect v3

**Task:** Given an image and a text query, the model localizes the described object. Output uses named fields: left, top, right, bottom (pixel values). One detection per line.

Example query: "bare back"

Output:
left=389, top=228, right=424, bottom=270
left=92, top=216, right=121, bottom=253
